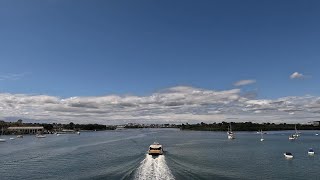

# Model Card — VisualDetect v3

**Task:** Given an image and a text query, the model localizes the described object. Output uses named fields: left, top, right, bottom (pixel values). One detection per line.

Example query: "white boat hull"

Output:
left=0, top=139, right=6, bottom=142
left=284, top=154, right=293, bottom=159
left=289, top=136, right=296, bottom=140
left=308, top=152, right=315, bottom=155
left=36, top=135, right=46, bottom=138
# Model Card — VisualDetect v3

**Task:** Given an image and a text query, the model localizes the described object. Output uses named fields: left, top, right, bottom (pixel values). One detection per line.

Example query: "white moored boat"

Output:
left=308, top=148, right=315, bottom=155
left=148, top=142, right=163, bottom=155
left=227, top=123, right=235, bottom=140
left=292, top=124, right=300, bottom=138
left=284, top=152, right=293, bottom=159
left=260, top=130, right=264, bottom=141
left=0, top=127, right=6, bottom=142
left=289, top=134, right=296, bottom=140
left=36, top=134, right=46, bottom=138
left=16, top=135, right=23, bottom=138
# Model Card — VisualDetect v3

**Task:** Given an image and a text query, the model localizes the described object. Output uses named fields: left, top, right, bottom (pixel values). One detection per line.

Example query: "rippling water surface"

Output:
left=1, top=129, right=320, bottom=180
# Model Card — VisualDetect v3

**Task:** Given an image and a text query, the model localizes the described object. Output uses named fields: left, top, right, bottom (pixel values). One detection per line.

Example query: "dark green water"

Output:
left=1, top=129, right=320, bottom=180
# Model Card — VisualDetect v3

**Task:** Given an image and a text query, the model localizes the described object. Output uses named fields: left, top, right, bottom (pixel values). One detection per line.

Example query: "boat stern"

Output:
left=148, top=149, right=163, bottom=155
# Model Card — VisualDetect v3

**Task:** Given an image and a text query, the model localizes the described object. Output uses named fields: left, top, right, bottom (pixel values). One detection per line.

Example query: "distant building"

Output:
left=313, top=121, right=320, bottom=126
left=17, top=119, right=23, bottom=124
left=7, top=126, right=44, bottom=134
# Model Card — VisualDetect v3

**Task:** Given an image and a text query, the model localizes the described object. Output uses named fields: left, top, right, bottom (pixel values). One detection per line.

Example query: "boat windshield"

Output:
left=150, top=147, right=162, bottom=150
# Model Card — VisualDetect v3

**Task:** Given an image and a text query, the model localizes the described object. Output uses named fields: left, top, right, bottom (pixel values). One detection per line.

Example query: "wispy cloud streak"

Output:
left=233, top=79, right=256, bottom=86
left=0, top=73, right=26, bottom=81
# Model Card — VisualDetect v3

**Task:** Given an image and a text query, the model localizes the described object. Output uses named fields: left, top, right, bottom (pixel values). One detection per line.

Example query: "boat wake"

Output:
left=135, top=154, right=175, bottom=180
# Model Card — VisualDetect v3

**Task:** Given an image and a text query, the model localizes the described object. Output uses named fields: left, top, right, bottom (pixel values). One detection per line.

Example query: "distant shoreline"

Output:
left=2, top=120, right=320, bottom=133
left=179, top=122, right=320, bottom=131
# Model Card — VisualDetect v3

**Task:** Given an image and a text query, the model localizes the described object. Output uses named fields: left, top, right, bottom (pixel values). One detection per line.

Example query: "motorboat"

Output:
left=16, top=135, right=23, bottom=138
left=227, top=123, right=235, bottom=139
left=315, top=133, right=319, bottom=136
left=10, top=137, right=15, bottom=140
left=148, top=142, right=163, bottom=155
left=284, top=152, right=293, bottom=159
left=36, top=134, right=46, bottom=138
left=308, top=148, right=315, bottom=155
left=77, top=131, right=80, bottom=135
left=289, top=135, right=296, bottom=140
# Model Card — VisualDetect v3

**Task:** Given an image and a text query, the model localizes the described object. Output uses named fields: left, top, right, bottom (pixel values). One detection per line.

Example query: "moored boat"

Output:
left=227, top=123, right=235, bottom=139
left=36, top=134, right=46, bottom=138
left=292, top=124, right=300, bottom=138
left=289, top=135, right=296, bottom=140
left=308, top=148, right=315, bottom=155
left=260, top=130, right=264, bottom=141
left=16, top=135, right=23, bottom=138
left=0, top=127, right=6, bottom=142
left=284, top=152, right=293, bottom=159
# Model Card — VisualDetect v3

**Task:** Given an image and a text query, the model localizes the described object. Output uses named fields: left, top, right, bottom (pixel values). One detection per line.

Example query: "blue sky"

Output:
left=1, top=1, right=320, bottom=124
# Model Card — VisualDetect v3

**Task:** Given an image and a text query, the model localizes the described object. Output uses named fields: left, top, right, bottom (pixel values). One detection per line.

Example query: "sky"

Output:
left=0, top=0, right=320, bottom=124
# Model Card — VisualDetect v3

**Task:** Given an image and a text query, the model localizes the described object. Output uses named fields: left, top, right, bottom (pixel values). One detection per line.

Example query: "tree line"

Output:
left=0, top=120, right=115, bottom=131
left=180, top=122, right=320, bottom=131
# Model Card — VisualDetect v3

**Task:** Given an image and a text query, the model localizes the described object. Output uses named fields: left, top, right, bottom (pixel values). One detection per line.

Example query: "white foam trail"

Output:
left=135, top=155, right=175, bottom=180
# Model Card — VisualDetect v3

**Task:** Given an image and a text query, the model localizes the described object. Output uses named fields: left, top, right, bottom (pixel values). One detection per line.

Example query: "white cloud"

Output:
left=0, top=73, right=26, bottom=81
left=233, top=79, right=256, bottom=86
left=290, top=72, right=305, bottom=79
left=0, top=86, right=319, bottom=124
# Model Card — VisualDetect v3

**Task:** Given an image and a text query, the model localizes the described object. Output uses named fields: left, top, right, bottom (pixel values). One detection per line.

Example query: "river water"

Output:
left=1, top=128, right=320, bottom=180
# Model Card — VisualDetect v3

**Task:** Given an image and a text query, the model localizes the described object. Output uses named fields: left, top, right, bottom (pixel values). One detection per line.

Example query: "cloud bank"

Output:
left=1, top=86, right=320, bottom=124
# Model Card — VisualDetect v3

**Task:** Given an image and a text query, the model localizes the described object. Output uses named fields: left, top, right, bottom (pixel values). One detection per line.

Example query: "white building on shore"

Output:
left=7, top=126, right=44, bottom=134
